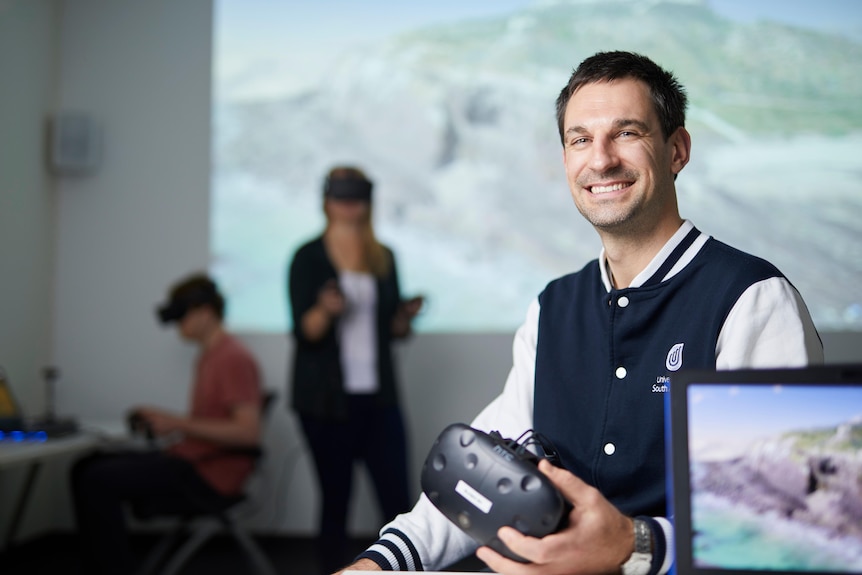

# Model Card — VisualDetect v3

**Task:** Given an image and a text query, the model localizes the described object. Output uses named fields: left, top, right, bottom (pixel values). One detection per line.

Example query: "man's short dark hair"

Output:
left=555, top=51, right=688, bottom=144
left=157, top=273, right=226, bottom=324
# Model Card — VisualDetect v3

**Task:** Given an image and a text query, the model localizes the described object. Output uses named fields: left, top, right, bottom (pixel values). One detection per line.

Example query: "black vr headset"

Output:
left=156, top=277, right=222, bottom=324
left=324, top=176, right=373, bottom=202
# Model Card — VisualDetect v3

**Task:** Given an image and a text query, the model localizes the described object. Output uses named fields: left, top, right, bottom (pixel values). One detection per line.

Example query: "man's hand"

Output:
left=133, top=406, right=185, bottom=436
left=132, top=403, right=260, bottom=447
left=475, top=459, right=634, bottom=575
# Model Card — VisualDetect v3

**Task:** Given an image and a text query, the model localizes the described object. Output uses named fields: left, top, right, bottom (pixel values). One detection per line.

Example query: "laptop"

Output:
left=0, top=366, right=79, bottom=439
left=666, top=364, right=862, bottom=575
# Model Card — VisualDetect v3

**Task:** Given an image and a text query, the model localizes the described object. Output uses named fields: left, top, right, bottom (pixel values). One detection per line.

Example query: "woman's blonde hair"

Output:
left=324, top=166, right=391, bottom=278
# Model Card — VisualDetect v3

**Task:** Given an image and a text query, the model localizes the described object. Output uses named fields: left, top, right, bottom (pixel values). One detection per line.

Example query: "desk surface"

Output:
left=0, top=421, right=126, bottom=469
left=0, top=434, right=99, bottom=468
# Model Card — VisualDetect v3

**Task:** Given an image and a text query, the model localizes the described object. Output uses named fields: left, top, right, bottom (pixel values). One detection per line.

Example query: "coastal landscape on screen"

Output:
left=687, top=384, right=862, bottom=570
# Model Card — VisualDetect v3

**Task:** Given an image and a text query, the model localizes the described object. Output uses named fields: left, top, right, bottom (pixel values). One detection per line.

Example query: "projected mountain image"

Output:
left=212, top=0, right=862, bottom=332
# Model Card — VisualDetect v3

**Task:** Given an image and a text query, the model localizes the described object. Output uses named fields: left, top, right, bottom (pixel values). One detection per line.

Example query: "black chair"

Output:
left=133, top=391, right=279, bottom=575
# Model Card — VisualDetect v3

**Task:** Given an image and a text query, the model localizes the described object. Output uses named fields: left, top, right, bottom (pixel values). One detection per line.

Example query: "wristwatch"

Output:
left=621, top=518, right=652, bottom=575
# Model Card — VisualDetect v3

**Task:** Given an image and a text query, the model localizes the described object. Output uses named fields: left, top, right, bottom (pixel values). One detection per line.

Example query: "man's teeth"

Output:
left=591, top=183, right=627, bottom=194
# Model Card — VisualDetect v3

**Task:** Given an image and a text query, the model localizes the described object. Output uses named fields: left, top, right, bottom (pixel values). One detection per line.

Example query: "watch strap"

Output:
left=634, top=517, right=652, bottom=554
left=621, top=518, right=653, bottom=575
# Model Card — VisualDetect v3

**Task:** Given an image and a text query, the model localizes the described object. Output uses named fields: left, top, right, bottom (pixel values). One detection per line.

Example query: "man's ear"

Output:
left=670, top=126, right=692, bottom=176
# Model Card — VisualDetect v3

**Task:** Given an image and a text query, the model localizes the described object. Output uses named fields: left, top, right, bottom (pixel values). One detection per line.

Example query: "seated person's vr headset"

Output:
left=324, top=177, right=373, bottom=202
left=420, top=423, right=570, bottom=563
left=156, top=279, right=222, bottom=324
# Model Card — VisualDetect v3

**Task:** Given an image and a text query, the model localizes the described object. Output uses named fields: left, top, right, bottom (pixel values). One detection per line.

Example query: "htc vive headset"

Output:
left=324, top=174, right=373, bottom=202
left=156, top=275, right=224, bottom=324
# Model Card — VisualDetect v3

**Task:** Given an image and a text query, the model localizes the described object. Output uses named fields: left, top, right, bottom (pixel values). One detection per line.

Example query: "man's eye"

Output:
left=570, top=137, right=588, bottom=146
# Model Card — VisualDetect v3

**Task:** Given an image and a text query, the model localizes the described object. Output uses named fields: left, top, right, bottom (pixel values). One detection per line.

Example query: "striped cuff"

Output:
left=355, top=528, right=424, bottom=571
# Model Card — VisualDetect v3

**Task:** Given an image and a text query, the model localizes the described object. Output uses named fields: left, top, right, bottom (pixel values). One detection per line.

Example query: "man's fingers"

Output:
left=479, top=526, right=570, bottom=574
left=477, top=464, right=597, bottom=574
left=497, top=526, right=546, bottom=562
left=539, top=459, right=590, bottom=506
left=475, top=537, right=535, bottom=575
left=477, top=464, right=588, bottom=571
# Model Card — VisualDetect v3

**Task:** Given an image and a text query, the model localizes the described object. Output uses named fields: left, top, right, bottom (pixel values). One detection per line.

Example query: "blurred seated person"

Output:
left=70, top=273, right=263, bottom=575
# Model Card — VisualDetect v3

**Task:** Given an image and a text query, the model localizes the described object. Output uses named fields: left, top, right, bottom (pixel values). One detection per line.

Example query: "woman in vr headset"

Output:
left=288, top=166, right=423, bottom=573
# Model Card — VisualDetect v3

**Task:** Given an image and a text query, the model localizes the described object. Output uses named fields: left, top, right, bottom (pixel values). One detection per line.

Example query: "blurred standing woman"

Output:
left=288, top=166, right=423, bottom=573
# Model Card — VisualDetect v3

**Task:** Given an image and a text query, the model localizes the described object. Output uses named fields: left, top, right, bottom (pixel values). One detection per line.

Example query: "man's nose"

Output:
left=589, top=137, right=619, bottom=173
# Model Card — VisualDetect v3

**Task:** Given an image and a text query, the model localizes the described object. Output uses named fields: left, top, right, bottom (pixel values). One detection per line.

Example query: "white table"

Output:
left=0, top=422, right=126, bottom=548
left=0, top=433, right=100, bottom=468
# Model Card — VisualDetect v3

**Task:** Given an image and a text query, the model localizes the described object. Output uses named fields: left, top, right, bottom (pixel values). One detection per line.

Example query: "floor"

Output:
left=1, top=530, right=488, bottom=574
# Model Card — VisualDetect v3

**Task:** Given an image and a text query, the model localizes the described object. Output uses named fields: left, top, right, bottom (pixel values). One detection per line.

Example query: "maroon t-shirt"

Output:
left=168, top=334, right=261, bottom=495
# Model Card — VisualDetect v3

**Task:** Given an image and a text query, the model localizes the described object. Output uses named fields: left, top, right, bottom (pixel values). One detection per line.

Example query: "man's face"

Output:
left=561, top=78, right=689, bottom=234
left=177, top=306, right=207, bottom=342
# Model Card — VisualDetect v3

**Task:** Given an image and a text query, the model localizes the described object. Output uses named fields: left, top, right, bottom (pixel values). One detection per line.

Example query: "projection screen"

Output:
left=212, top=0, right=862, bottom=334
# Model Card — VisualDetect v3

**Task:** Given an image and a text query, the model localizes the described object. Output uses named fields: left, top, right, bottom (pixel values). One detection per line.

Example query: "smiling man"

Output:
left=336, top=51, right=823, bottom=575
left=563, top=79, right=688, bottom=281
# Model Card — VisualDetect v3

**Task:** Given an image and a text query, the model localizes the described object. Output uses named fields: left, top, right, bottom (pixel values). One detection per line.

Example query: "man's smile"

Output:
left=588, top=182, right=632, bottom=194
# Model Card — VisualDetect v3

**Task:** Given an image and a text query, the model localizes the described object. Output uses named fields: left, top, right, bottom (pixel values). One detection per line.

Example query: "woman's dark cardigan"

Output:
left=288, top=236, right=403, bottom=420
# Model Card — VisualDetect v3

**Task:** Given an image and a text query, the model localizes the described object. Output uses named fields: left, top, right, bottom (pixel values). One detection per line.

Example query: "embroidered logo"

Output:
left=666, top=343, right=684, bottom=372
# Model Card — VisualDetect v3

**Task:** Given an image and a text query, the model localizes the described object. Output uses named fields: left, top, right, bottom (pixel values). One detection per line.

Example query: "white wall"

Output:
left=0, top=0, right=58, bottom=427
left=53, top=0, right=214, bottom=421
left=0, top=0, right=61, bottom=546
left=1, top=0, right=860, bottom=545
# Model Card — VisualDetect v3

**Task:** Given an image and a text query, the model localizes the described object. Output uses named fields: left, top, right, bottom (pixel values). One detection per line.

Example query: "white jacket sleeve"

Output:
left=359, top=299, right=541, bottom=571
left=716, top=277, right=823, bottom=369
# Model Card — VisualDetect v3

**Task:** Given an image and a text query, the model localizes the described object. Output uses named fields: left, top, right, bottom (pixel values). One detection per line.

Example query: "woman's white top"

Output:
left=338, top=270, right=379, bottom=394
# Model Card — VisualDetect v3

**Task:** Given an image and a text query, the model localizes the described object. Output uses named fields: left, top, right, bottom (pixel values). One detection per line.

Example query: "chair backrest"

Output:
left=259, top=390, right=276, bottom=442
left=237, top=389, right=277, bottom=461
left=261, top=389, right=276, bottom=415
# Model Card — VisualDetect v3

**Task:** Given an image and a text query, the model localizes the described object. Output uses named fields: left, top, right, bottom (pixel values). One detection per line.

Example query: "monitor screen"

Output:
left=687, top=383, right=862, bottom=570
left=668, top=366, right=862, bottom=574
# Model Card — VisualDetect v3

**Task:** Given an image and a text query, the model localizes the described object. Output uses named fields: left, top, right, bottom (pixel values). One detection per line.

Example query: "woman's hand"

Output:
left=317, top=279, right=346, bottom=317
left=392, top=295, right=425, bottom=337
left=301, top=280, right=346, bottom=341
